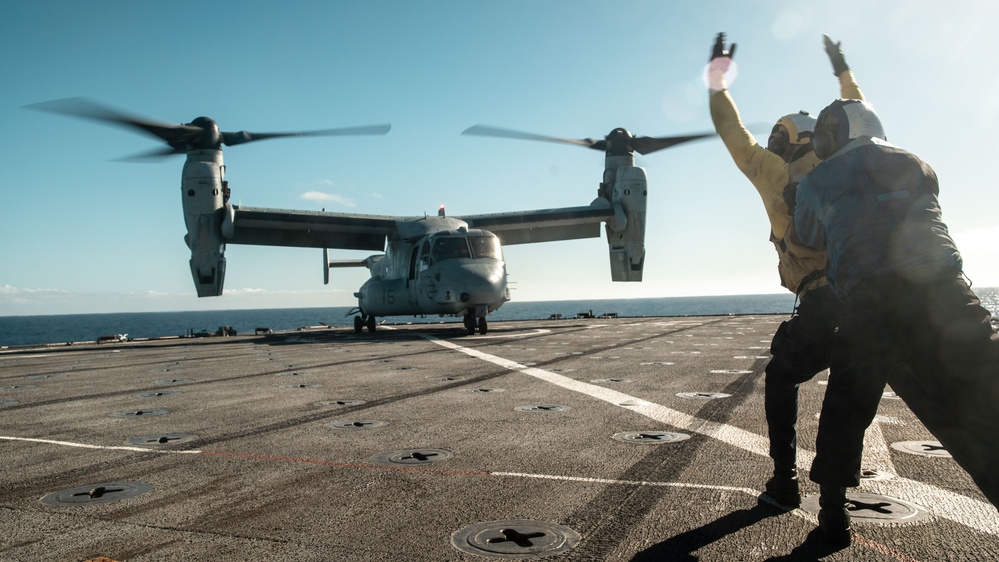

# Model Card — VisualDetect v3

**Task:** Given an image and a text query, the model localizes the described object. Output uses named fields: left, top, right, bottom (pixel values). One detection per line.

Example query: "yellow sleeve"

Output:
left=709, top=89, right=792, bottom=234
left=708, top=90, right=788, bottom=190
left=838, top=70, right=864, bottom=101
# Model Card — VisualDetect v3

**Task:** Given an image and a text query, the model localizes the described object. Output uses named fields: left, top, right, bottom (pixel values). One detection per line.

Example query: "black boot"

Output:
left=764, top=467, right=801, bottom=507
left=818, top=485, right=851, bottom=547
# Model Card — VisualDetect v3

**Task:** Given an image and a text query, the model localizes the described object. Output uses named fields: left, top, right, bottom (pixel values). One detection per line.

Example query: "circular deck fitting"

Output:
left=801, top=493, right=930, bottom=525
left=277, top=371, right=309, bottom=377
left=590, top=378, right=631, bottom=384
left=153, top=378, right=192, bottom=385
left=515, top=404, right=571, bottom=414
left=676, top=392, right=731, bottom=400
left=315, top=399, right=366, bottom=408
left=149, top=368, right=184, bottom=374
left=40, top=481, right=153, bottom=506
left=370, top=448, right=454, bottom=466
left=111, top=409, right=169, bottom=418
left=127, top=433, right=198, bottom=447
left=463, top=388, right=506, bottom=394
left=891, top=440, right=952, bottom=458
left=326, top=420, right=388, bottom=430
left=280, top=383, right=322, bottom=389
left=431, top=376, right=465, bottom=382
left=613, top=431, right=691, bottom=444
left=135, top=390, right=182, bottom=399
left=451, top=519, right=581, bottom=559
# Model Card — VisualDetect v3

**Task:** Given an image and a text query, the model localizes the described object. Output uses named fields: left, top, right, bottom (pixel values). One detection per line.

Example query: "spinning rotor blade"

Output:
left=630, top=132, right=717, bottom=155
left=462, top=125, right=602, bottom=150
left=115, top=146, right=188, bottom=162
left=26, top=97, right=205, bottom=148
left=27, top=97, right=392, bottom=160
left=221, top=124, right=392, bottom=146
left=463, top=123, right=715, bottom=156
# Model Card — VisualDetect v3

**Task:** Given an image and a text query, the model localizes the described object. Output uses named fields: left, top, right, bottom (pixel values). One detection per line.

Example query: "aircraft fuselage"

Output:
left=354, top=224, right=509, bottom=319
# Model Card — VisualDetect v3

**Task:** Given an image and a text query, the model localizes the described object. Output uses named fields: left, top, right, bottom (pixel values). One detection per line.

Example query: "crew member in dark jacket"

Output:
left=795, top=98, right=999, bottom=546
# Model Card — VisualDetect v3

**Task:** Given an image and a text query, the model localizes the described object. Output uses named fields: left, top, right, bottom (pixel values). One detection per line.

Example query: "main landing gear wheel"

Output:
left=477, top=316, right=488, bottom=335
left=354, top=316, right=363, bottom=334
left=463, top=313, right=476, bottom=335
left=366, top=315, right=376, bottom=333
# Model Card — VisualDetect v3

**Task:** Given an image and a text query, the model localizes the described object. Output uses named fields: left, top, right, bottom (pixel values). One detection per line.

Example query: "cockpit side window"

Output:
left=420, top=240, right=432, bottom=269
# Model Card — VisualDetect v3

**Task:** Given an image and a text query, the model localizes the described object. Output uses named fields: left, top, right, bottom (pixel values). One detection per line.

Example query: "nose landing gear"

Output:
left=354, top=314, right=377, bottom=333
left=463, top=312, right=488, bottom=335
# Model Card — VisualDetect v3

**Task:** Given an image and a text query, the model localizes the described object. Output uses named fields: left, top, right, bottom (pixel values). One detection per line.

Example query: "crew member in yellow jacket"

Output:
left=707, top=33, right=864, bottom=509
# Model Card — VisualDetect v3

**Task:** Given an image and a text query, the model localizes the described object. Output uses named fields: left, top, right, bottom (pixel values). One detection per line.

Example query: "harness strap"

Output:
left=795, top=268, right=826, bottom=295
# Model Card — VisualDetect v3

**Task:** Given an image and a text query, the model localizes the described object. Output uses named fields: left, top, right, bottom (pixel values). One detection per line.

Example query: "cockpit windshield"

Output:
left=428, top=233, right=502, bottom=263
left=431, top=237, right=471, bottom=261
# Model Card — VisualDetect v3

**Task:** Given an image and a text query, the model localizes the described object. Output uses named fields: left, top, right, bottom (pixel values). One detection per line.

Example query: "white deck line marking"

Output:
left=862, top=418, right=898, bottom=478
left=0, top=435, right=202, bottom=454
left=471, top=329, right=551, bottom=340
left=424, top=334, right=999, bottom=536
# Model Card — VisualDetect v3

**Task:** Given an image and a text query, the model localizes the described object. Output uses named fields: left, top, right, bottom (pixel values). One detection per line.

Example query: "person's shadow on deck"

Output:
left=629, top=497, right=845, bottom=561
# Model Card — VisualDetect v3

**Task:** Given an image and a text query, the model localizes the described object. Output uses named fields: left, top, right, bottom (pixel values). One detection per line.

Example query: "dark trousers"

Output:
left=765, top=284, right=839, bottom=474
left=810, top=272, right=999, bottom=507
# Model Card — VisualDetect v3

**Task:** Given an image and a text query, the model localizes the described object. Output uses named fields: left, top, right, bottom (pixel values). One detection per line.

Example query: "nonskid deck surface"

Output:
left=1, top=316, right=996, bottom=561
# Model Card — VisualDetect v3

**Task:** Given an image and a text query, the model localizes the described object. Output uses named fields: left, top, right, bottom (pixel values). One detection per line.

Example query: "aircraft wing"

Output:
left=462, top=199, right=616, bottom=245
left=224, top=206, right=400, bottom=251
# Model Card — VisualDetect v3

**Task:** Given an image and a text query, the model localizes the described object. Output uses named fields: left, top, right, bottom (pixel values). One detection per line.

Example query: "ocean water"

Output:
left=3, top=288, right=998, bottom=348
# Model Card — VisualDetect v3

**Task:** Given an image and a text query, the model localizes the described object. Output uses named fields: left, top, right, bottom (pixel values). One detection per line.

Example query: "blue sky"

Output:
left=3, top=1, right=998, bottom=316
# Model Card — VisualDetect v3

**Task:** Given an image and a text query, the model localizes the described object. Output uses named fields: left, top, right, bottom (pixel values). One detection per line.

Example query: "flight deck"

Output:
left=1, top=315, right=996, bottom=561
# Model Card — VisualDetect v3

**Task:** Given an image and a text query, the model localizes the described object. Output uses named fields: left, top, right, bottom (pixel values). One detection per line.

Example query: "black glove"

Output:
left=711, top=32, right=736, bottom=62
left=823, top=34, right=849, bottom=76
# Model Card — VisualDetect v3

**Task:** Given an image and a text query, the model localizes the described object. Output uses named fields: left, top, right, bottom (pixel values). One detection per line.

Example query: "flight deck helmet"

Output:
left=768, top=110, right=817, bottom=163
left=812, top=99, right=886, bottom=160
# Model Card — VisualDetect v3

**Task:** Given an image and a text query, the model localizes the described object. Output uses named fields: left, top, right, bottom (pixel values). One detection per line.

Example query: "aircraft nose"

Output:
left=440, top=262, right=506, bottom=304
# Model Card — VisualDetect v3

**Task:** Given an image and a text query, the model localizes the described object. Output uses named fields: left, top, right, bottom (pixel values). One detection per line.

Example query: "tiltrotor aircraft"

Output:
left=30, top=99, right=713, bottom=335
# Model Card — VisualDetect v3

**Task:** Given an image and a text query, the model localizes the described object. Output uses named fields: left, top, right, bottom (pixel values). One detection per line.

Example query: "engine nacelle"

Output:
left=605, top=165, right=647, bottom=282
left=182, top=149, right=227, bottom=297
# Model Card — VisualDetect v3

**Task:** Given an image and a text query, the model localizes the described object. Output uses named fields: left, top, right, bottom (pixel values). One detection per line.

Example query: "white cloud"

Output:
left=301, top=191, right=356, bottom=208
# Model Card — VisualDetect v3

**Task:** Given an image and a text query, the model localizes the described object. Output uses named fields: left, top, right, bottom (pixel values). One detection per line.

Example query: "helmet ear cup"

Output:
left=812, top=128, right=837, bottom=160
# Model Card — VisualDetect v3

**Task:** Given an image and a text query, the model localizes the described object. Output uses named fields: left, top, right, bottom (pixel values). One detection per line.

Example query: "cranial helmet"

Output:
left=777, top=111, right=817, bottom=145
left=769, top=111, right=816, bottom=162
left=812, top=99, right=886, bottom=160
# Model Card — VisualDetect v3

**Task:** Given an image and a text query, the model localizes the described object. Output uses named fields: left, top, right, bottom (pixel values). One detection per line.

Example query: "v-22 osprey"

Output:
left=29, top=99, right=713, bottom=334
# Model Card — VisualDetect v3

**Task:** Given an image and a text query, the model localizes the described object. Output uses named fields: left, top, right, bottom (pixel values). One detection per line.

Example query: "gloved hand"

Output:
left=823, top=34, right=849, bottom=76
left=707, top=33, right=737, bottom=92
left=711, top=32, right=736, bottom=62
